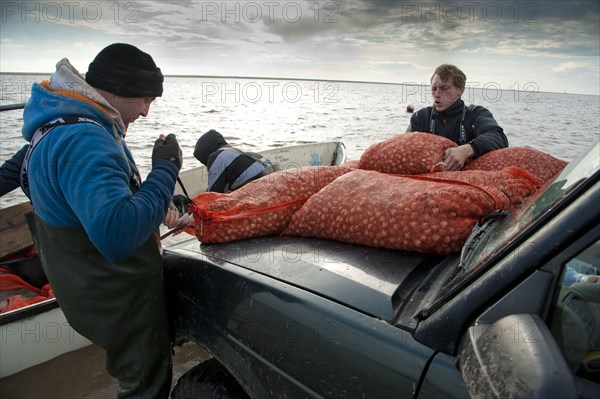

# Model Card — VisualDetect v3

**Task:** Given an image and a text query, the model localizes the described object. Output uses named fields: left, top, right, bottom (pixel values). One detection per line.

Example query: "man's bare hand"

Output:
left=442, top=144, right=475, bottom=171
left=163, top=209, right=180, bottom=228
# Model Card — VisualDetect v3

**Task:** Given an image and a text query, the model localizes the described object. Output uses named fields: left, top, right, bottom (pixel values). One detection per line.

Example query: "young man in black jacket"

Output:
left=407, top=64, right=508, bottom=170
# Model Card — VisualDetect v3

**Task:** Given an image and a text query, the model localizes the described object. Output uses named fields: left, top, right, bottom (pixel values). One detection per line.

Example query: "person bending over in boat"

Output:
left=407, top=64, right=508, bottom=170
left=194, top=129, right=277, bottom=193
left=21, top=43, right=181, bottom=398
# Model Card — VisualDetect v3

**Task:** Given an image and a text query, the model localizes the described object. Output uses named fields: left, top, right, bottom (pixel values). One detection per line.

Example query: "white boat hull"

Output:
left=0, top=303, right=90, bottom=378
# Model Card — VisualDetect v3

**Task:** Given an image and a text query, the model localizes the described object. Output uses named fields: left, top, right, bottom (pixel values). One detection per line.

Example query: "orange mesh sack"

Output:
left=189, top=166, right=352, bottom=243
left=358, top=132, right=457, bottom=174
left=284, top=169, right=528, bottom=255
left=464, top=147, right=568, bottom=183
left=427, top=167, right=543, bottom=206
left=340, top=159, right=359, bottom=169
left=0, top=273, right=51, bottom=313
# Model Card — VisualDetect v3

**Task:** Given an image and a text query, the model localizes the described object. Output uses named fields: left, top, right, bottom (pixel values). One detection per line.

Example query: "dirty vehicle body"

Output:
left=164, top=143, right=600, bottom=398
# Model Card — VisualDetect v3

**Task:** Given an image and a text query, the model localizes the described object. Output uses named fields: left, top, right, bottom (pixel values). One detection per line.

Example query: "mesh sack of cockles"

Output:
left=426, top=167, right=544, bottom=206
left=463, top=146, right=568, bottom=183
left=357, top=132, right=457, bottom=174
left=284, top=168, right=541, bottom=255
left=187, top=166, right=352, bottom=243
left=340, top=159, right=360, bottom=169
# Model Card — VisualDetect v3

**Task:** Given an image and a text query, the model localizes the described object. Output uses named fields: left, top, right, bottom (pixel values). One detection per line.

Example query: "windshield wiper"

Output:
left=457, top=210, right=511, bottom=271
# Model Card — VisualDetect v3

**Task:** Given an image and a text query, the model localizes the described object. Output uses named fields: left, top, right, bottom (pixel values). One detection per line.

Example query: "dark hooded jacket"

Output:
left=406, top=98, right=508, bottom=156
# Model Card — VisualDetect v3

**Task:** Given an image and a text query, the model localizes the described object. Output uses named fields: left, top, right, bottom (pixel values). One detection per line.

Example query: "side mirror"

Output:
left=459, top=314, right=576, bottom=399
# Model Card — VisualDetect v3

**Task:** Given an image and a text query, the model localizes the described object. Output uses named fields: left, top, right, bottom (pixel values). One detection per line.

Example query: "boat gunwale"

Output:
left=0, top=297, right=58, bottom=326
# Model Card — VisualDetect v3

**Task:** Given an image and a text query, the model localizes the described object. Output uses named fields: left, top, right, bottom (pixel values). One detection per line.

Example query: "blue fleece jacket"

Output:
left=22, top=83, right=178, bottom=263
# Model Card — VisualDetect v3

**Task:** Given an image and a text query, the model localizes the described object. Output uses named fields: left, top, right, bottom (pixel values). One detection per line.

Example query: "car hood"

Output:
left=170, top=235, right=445, bottom=321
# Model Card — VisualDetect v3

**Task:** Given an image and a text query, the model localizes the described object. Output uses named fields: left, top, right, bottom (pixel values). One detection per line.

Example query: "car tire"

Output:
left=171, top=358, right=250, bottom=399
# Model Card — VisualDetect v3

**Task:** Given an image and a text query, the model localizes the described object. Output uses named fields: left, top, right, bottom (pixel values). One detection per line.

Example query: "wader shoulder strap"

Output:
left=210, top=148, right=277, bottom=192
left=429, top=106, right=468, bottom=144
left=20, top=117, right=104, bottom=199
left=248, top=151, right=278, bottom=176
left=20, top=116, right=142, bottom=199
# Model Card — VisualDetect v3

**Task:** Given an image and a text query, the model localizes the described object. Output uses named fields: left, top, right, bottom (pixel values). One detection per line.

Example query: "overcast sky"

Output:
left=1, top=0, right=599, bottom=95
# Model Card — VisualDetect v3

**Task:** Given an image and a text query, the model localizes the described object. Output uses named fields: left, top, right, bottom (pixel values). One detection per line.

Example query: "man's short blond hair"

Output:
left=431, top=64, right=466, bottom=89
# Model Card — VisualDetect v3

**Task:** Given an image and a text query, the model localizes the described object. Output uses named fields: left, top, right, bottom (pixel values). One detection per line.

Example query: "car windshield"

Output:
left=446, top=142, right=600, bottom=290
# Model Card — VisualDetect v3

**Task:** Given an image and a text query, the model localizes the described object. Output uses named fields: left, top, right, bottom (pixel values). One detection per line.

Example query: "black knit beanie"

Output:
left=85, top=43, right=164, bottom=98
left=194, top=130, right=229, bottom=165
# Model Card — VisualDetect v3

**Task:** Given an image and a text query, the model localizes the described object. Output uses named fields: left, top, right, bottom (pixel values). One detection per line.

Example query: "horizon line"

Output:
left=0, top=72, right=596, bottom=96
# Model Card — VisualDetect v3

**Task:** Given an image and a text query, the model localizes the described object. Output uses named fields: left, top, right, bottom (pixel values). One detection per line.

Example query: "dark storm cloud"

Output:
left=15, top=0, right=592, bottom=59
left=258, top=0, right=599, bottom=57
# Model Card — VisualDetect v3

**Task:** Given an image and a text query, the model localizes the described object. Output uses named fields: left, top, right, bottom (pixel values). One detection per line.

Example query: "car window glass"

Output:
left=448, top=143, right=599, bottom=293
left=550, top=239, right=600, bottom=386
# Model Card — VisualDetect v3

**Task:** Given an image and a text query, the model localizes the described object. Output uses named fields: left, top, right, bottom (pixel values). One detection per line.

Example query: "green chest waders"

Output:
left=26, top=213, right=172, bottom=399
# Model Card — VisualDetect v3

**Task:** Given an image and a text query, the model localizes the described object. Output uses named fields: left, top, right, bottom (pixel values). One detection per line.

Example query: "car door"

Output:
left=459, top=227, right=600, bottom=398
left=548, top=234, right=600, bottom=397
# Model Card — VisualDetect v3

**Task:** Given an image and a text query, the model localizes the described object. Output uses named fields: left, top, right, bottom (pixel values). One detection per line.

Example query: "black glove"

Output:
left=152, top=134, right=182, bottom=171
left=170, top=194, right=192, bottom=217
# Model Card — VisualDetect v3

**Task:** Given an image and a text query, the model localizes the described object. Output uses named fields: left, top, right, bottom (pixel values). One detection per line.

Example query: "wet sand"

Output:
left=0, top=342, right=211, bottom=398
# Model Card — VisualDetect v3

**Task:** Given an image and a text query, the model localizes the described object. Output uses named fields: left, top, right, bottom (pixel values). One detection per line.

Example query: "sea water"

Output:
left=1, top=74, right=599, bottom=208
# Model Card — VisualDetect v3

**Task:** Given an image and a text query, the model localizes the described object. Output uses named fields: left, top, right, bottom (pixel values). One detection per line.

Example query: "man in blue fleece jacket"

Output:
left=22, top=43, right=181, bottom=398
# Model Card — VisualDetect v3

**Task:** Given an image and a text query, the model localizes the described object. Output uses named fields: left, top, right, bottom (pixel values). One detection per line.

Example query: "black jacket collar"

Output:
left=432, top=98, right=465, bottom=118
